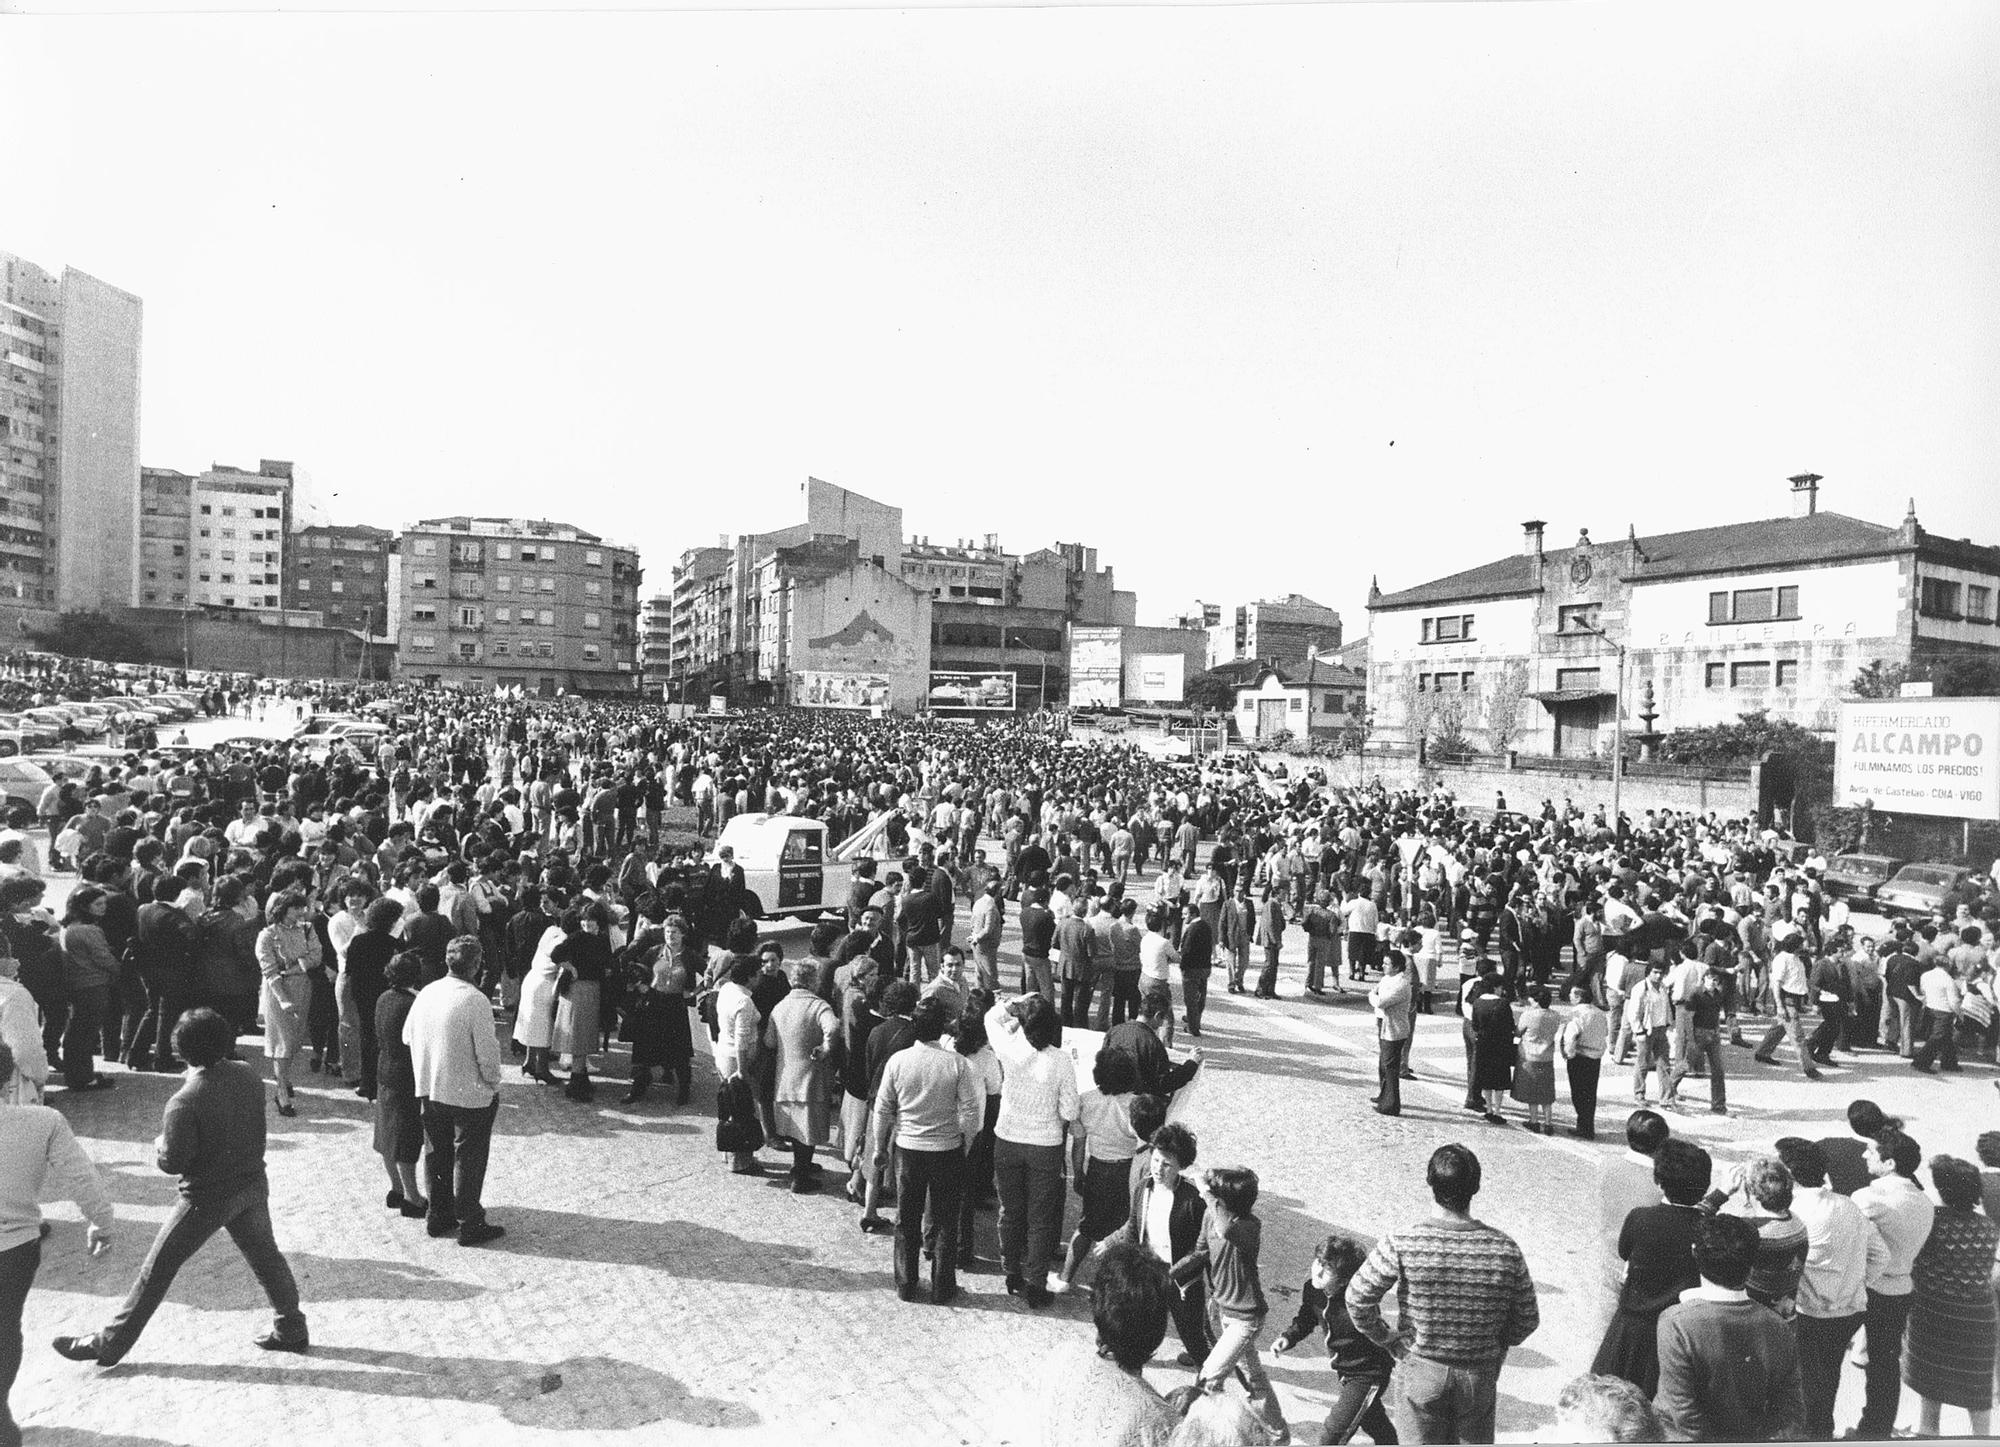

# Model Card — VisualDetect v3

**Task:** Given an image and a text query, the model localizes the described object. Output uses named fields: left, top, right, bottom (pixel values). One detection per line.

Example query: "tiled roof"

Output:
left=1371, top=511, right=1906, bottom=611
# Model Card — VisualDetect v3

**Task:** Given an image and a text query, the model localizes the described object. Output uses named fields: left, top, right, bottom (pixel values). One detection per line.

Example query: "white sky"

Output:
left=8, top=0, right=1997, bottom=634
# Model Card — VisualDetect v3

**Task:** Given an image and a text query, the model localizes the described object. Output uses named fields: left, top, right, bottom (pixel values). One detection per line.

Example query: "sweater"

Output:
left=158, top=1059, right=270, bottom=1206
left=1173, top=1210, right=1270, bottom=1321
left=1346, top=1216, right=1540, bottom=1369
left=1653, top=1292, right=1805, bottom=1442
left=0, top=1104, right=112, bottom=1253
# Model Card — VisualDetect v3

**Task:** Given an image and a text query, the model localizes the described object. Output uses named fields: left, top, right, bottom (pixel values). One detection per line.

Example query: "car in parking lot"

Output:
left=1821, top=853, right=1908, bottom=909
left=1875, top=862, right=1980, bottom=920
left=0, top=714, right=61, bottom=752
left=0, top=758, right=55, bottom=817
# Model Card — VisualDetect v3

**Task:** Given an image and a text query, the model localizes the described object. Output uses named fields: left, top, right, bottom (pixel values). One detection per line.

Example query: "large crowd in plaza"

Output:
left=0, top=662, right=1996, bottom=1445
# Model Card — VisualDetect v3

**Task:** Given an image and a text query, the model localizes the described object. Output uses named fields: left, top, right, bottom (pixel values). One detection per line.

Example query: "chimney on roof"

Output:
left=1522, top=520, right=1546, bottom=558
left=1789, top=473, right=1822, bottom=517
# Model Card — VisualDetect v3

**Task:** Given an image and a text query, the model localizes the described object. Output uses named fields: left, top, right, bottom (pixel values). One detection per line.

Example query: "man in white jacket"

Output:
left=404, top=937, right=504, bottom=1246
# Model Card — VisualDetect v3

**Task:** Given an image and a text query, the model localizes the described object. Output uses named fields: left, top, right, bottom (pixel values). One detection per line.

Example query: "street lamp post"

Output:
left=1574, top=620, right=1626, bottom=834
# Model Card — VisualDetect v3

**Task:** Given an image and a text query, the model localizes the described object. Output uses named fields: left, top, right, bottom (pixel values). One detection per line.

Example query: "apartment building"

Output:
left=290, top=523, right=394, bottom=636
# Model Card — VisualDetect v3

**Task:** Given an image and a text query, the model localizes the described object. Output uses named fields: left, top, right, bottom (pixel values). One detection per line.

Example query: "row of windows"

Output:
left=296, top=556, right=378, bottom=573
left=1236, top=692, right=1350, bottom=714
left=1919, top=578, right=1997, bottom=624
left=1705, top=659, right=1800, bottom=689
left=404, top=635, right=618, bottom=664
left=1416, top=671, right=1476, bottom=692
left=197, top=572, right=279, bottom=586
left=1420, top=614, right=1475, bottom=644
left=197, top=504, right=282, bottom=520
left=196, top=528, right=279, bottom=543
left=410, top=538, right=609, bottom=568
left=1708, top=586, right=1800, bottom=625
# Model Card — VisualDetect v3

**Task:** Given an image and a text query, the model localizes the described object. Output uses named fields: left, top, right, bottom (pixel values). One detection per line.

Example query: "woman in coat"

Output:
left=343, top=897, right=403, bottom=1101
left=763, top=958, right=837, bottom=1193
left=194, top=877, right=262, bottom=1040
left=371, top=953, right=427, bottom=1220
left=550, top=905, right=611, bottom=1101
left=1511, top=985, right=1561, bottom=1133
left=513, top=915, right=568, bottom=1086
left=1903, top=1154, right=1999, bottom=1438
left=620, top=904, right=695, bottom=1106
left=1468, top=978, right=1517, bottom=1124
left=57, top=885, right=118, bottom=1091
left=255, top=888, right=317, bottom=1118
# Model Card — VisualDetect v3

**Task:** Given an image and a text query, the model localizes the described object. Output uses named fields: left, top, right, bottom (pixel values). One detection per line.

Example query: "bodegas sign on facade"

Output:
left=1834, top=699, right=2000, bottom=822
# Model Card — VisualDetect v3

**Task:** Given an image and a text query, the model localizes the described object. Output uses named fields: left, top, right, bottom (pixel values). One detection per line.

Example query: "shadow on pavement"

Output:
left=21, top=1428, right=188, bottom=1447
left=117, top=1346, right=759, bottom=1431
left=470, top=1205, right=886, bottom=1293
left=36, top=1250, right=485, bottom=1307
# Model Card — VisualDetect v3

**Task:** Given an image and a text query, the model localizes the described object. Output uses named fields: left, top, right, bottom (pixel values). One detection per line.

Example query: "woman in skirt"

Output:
left=1060, top=1047, right=1142, bottom=1285
left=550, top=904, right=612, bottom=1102
left=513, top=914, right=568, bottom=1085
left=371, top=954, right=428, bottom=1219
left=1903, top=1155, right=1998, bottom=1438
left=255, top=888, right=316, bottom=1118
left=620, top=900, right=695, bottom=1105
left=1511, top=985, right=1561, bottom=1133
left=1469, top=978, right=1517, bottom=1125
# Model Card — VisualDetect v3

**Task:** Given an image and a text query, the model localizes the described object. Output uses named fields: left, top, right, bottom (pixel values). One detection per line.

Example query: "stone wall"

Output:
left=1359, top=753, right=1760, bottom=821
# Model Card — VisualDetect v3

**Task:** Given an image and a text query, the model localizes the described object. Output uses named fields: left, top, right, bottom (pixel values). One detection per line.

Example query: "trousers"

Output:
left=894, top=1145, right=964, bottom=1300
left=0, top=1238, right=38, bottom=1431
left=1182, top=971, right=1210, bottom=1034
left=1376, top=1036, right=1408, bottom=1113
left=98, top=1181, right=305, bottom=1365
left=992, top=1138, right=1064, bottom=1284
left=1856, top=1289, right=1912, bottom=1433
left=1795, top=1311, right=1863, bottom=1441
left=422, top=1096, right=500, bottom=1231
left=1389, top=1352, right=1498, bottom=1445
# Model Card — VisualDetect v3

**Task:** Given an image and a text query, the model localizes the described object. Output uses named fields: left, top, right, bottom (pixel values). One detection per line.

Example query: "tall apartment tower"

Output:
left=0, top=252, right=143, bottom=625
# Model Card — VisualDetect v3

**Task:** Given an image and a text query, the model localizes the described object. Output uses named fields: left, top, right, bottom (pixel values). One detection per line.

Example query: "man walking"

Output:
left=1370, top=954, right=1414, bottom=1117
left=871, top=998, right=981, bottom=1304
left=1347, top=1143, right=1540, bottom=1443
left=404, top=937, right=505, bottom=1246
left=53, top=1009, right=308, bottom=1366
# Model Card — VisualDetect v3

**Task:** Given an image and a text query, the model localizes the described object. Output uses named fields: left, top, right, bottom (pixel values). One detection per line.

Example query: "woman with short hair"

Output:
left=371, top=953, right=428, bottom=1220
left=1903, top=1154, right=1998, bottom=1438
left=254, top=888, right=316, bottom=1118
left=763, top=958, right=837, bottom=1193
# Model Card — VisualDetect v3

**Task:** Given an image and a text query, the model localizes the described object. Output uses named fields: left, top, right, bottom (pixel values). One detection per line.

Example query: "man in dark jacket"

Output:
left=1104, top=1002, right=1203, bottom=1100
left=895, top=866, right=944, bottom=980
left=1653, top=1213, right=1804, bottom=1442
left=401, top=885, right=457, bottom=984
left=1805, top=949, right=1851, bottom=1067
left=126, top=876, right=199, bottom=1072
left=1178, top=905, right=1215, bottom=1038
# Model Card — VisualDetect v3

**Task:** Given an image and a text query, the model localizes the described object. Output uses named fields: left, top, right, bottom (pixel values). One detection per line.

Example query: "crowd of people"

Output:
left=0, top=669, right=1990, bottom=1445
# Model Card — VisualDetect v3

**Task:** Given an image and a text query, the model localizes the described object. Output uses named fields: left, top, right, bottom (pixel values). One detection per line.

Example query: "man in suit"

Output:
left=1178, top=904, right=1215, bottom=1038
left=1117, top=1121, right=1209, bottom=1365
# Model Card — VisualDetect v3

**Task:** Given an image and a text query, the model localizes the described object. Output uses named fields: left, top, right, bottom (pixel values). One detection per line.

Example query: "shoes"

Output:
left=1708, top=1106, right=1729, bottom=1116
left=1020, top=1283, right=1054, bottom=1309
left=896, top=1286, right=923, bottom=1303
left=353, top=1085, right=375, bottom=1100
left=619, top=1089, right=647, bottom=1105
left=51, top=1334, right=103, bottom=1363
left=859, top=1215, right=893, bottom=1235
left=790, top=1176, right=816, bottom=1195
left=1374, top=1106, right=1400, bottom=1117
left=1752, top=1054, right=1776, bottom=1066
left=1568, top=1128, right=1597, bottom=1141
left=1399, top=1071, right=1417, bottom=1080
left=252, top=1331, right=309, bottom=1353
left=932, top=1285, right=961, bottom=1307
left=1805, top=1068, right=1824, bottom=1081
left=426, top=1218, right=459, bottom=1238
left=399, top=1202, right=429, bottom=1219
left=1483, top=1111, right=1506, bottom=1125
left=458, top=1222, right=505, bottom=1247
left=730, top=1160, right=765, bottom=1177
left=309, top=1054, right=324, bottom=1074
left=386, top=1190, right=404, bottom=1210
left=1177, top=1351, right=1200, bottom=1368
left=274, top=1097, right=296, bottom=1118
left=1911, top=1061, right=1937, bottom=1074
left=1005, top=1273, right=1024, bottom=1296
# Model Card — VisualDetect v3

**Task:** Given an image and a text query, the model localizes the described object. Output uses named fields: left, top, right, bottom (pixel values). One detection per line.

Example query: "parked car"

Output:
left=0, top=758, right=55, bottom=817
left=1875, top=863, right=1980, bottom=920
left=1821, top=853, right=1908, bottom=909
left=24, top=706, right=106, bottom=740
left=0, top=715, right=54, bottom=751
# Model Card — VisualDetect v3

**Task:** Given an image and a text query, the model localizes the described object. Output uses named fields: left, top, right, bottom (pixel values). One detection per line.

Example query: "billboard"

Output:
left=798, top=671, right=890, bottom=710
left=1070, top=626, right=1124, bottom=707
left=1126, top=651, right=1186, bottom=703
left=1835, top=698, right=2000, bottom=822
left=927, top=670, right=1017, bottom=711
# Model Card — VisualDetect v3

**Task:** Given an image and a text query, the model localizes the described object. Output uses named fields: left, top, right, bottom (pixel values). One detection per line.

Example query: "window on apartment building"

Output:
left=171, top=545, right=184, bottom=558
left=583, top=644, right=601, bottom=661
left=413, top=539, right=436, bottom=557
left=412, top=606, right=437, bottom=623
left=1556, top=666, right=1602, bottom=691
left=220, top=573, right=235, bottom=584
left=1323, top=693, right=1344, bottom=713
left=297, top=578, right=312, bottom=592
left=1421, top=614, right=1475, bottom=644
left=199, top=505, right=211, bottom=515
left=220, top=529, right=235, bottom=540
left=1776, top=659, right=1799, bottom=687
left=538, top=609, right=554, bottom=626
left=264, top=595, right=278, bottom=607
left=583, top=611, right=600, bottom=629
left=584, top=580, right=602, bottom=597
left=493, top=641, right=510, bottom=656
left=1920, top=577, right=1963, bottom=619
left=1556, top=603, right=1601, bottom=635
left=221, top=597, right=235, bottom=607
left=416, top=573, right=437, bottom=591
left=458, top=606, right=482, bottom=628
left=519, top=547, right=538, bottom=564
left=198, top=574, right=211, bottom=584
left=1967, top=585, right=1995, bottom=623
left=198, top=529, right=210, bottom=539
left=409, top=634, right=436, bottom=651
left=494, top=606, right=511, bottom=624
left=585, top=550, right=602, bottom=566
left=495, top=575, right=511, bottom=592
left=1730, top=661, right=1772, bottom=688
left=220, top=507, right=235, bottom=517
left=361, top=560, right=376, bottom=574
left=494, top=543, right=512, bottom=560
left=458, top=643, right=477, bottom=660
left=329, top=580, right=344, bottom=594
left=540, top=577, right=555, bottom=593
left=1288, top=696, right=1303, bottom=712
left=1710, top=586, right=1801, bottom=624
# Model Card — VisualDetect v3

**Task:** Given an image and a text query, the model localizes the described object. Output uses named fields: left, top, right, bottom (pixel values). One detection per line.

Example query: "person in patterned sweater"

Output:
left=1345, top=1143, right=1540, bottom=1444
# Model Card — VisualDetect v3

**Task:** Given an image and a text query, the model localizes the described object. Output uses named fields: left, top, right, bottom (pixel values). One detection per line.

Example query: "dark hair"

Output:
left=1314, top=1232, right=1369, bottom=1284
left=1776, top=1137, right=1827, bottom=1187
left=879, top=979, right=919, bottom=1017
left=365, top=897, right=405, bottom=934
left=1016, top=993, right=1060, bottom=1051
left=1150, top=1121, right=1197, bottom=1169
left=266, top=888, right=308, bottom=924
left=385, top=952, right=425, bottom=990
left=1873, top=1126, right=1921, bottom=1179
left=1931, top=1154, right=1982, bottom=1212
left=1092, top=1047, right=1139, bottom=1096
left=910, top=997, right=952, bottom=1044
left=0, top=1041, right=15, bottom=1081
left=954, top=989, right=994, bottom=1057
left=1428, top=1143, right=1482, bottom=1211
left=725, top=918, right=760, bottom=954
left=1204, top=1165, right=1259, bottom=1217
left=1847, top=1099, right=1892, bottom=1138
left=809, top=920, right=844, bottom=957
left=1976, top=1131, right=2000, bottom=1169
left=172, top=1007, right=235, bottom=1067
left=1653, top=1139, right=1714, bottom=1206
left=415, top=883, right=440, bottom=914
left=1527, top=985, right=1552, bottom=1009
left=1625, top=1109, right=1670, bottom=1156
left=61, top=884, right=104, bottom=926
left=1091, top=1242, right=1173, bottom=1371
left=153, top=874, right=187, bottom=903
left=1691, top=1213, right=1758, bottom=1290
left=1127, top=1093, right=1168, bottom=1144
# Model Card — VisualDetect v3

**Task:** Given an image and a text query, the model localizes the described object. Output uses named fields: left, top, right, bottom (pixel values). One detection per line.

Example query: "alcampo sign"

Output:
left=1834, top=698, right=2000, bottom=822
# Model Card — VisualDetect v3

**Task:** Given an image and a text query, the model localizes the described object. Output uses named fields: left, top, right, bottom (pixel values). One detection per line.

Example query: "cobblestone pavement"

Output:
left=13, top=747, right=1990, bottom=1443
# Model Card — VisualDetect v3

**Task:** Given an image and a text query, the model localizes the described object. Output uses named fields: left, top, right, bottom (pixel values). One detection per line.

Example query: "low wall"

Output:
left=1360, top=753, right=1760, bottom=821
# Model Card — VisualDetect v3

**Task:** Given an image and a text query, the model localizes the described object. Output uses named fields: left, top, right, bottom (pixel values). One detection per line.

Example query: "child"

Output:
left=1173, top=1165, right=1292, bottom=1444
left=1274, top=1234, right=1398, bottom=1444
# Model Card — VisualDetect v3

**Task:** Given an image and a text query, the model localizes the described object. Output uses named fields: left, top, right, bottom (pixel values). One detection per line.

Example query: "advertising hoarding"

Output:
left=1834, top=698, right=2000, bottom=822
left=798, top=671, right=890, bottom=710
left=1125, top=652, right=1186, bottom=703
left=1070, top=626, right=1124, bottom=707
left=927, top=670, right=1017, bottom=711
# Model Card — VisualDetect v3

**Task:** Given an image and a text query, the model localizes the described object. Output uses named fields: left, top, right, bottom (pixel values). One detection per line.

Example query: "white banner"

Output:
left=1835, top=698, right=2000, bottom=822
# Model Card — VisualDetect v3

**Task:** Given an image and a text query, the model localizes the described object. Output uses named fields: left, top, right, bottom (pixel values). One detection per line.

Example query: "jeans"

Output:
left=1757, top=997, right=1812, bottom=1073
left=1389, top=1352, right=1499, bottom=1445
left=1182, top=972, right=1210, bottom=1034
left=1022, top=955, right=1054, bottom=1000
left=422, top=1095, right=500, bottom=1231
left=906, top=942, right=941, bottom=981
left=894, top=1145, right=964, bottom=1299
left=1321, top=1372, right=1398, bottom=1445
left=1377, top=1036, right=1409, bottom=1113
left=955, top=1097, right=1000, bottom=1258
left=1886, top=995, right=1916, bottom=1057
left=1199, top=1310, right=1291, bottom=1442
left=992, top=1137, right=1064, bottom=1283
left=1631, top=1026, right=1670, bottom=1100
left=0, top=1238, right=38, bottom=1431
left=1169, top=1278, right=1212, bottom=1363
left=1667, top=1027, right=1726, bottom=1108
left=1566, top=1055, right=1601, bottom=1137
left=1912, top=1007, right=1959, bottom=1071
left=97, top=1181, right=305, bottom=1364
left=128, top=974, right=195, bottom=1072
left=61, top=984, right=107, bottom=1087
left=1795, top=1311, right=1863, bottom=1441
left=1348, top=934, right=1378, bottom=979
left=1807, top=1002, right=1846, bottom=1063
left=1857, top=1289, right=1912, bottom=1434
